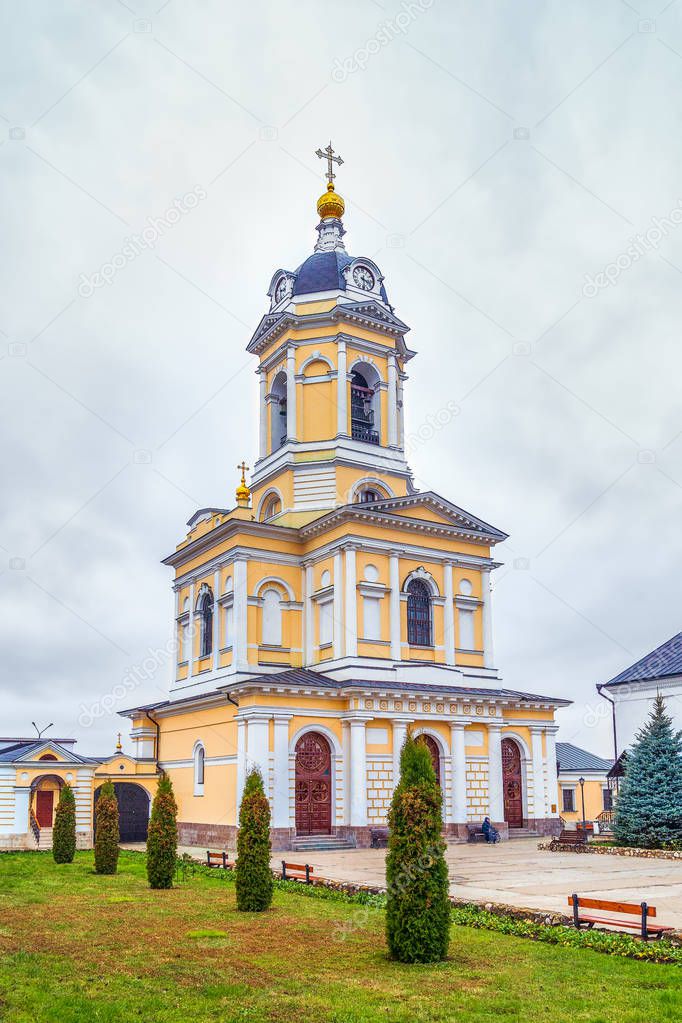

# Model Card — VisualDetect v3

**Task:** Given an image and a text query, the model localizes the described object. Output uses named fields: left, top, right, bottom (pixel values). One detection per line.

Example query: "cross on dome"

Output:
left=315, top=141, right=343, bottom=184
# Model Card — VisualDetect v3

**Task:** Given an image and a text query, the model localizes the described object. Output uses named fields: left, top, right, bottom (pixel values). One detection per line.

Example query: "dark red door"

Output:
left=295, top=732, right=332, bottom=835
left=36, top=790, right=54, bottom=827
left=502, top=738, right=523, bottom=828
left=420, top=734, right=441, bottom=785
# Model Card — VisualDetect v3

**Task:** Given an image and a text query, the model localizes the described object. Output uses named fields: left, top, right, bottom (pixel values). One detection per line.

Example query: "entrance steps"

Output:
left=36, top=828, right=53, bottom=850
left=508, top=827, right=539, bottom=839
left=290, top=835, right=356, bottom=852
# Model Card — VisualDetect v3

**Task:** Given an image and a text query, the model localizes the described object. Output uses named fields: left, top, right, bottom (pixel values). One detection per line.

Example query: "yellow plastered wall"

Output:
left=559, top=778, right=609, bottom=823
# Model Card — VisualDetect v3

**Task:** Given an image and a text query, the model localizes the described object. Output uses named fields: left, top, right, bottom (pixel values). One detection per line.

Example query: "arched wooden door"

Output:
left=94, top=783, right=150, bottom=842
left=420, top=734, right=441, bottom=786
left=295, top=732, right=332, bottom=835
left=502, top=738, right=524, bottom=828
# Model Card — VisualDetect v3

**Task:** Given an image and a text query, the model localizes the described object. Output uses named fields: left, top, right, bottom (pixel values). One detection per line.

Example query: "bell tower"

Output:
left=247, top=145, right=416, bottom=523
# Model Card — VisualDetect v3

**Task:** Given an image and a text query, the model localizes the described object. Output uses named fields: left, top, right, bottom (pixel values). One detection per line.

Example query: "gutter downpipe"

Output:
left=146, top=709, right=161, bottom=774
left=596, top=684, right=618, bottom=791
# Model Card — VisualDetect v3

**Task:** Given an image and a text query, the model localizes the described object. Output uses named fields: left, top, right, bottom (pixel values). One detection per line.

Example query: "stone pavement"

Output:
left=168, top=837, right=682, bottom=928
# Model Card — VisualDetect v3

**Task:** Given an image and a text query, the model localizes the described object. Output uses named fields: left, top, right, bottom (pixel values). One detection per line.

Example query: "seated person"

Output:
left=481, top=816, right=500, bottom=843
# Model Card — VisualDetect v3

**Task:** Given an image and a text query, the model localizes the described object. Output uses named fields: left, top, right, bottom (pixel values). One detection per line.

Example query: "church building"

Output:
left=121, top=146, right=567, bottom=849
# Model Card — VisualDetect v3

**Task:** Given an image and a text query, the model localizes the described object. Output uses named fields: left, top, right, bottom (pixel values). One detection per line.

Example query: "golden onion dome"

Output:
left=317, top=182, right=345, bottom=220
left=235, top=461, right=251, bottom=506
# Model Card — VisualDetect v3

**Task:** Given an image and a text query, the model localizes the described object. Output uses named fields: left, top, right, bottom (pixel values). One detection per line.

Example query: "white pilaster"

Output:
left=482, top=568, right=494, bottom=668
left=258, top=369, right=267, bottom=458
left=213, top=569, right=220, bottom=671
left=530, top=727, right=545, bottom=819
left=444, top=561, right=455, bottom=666
left=450, top=722, right=467, bottom=824
left=488, top=724, right=504, bottom=822
left=246, top=714, right=270, bottom=790
left=389, top=552, right=401, bottom=661
left=387, top=352, right=398, bottom=447
left=391, top=718, right=411, bottom=790
left=236, top=718, right=246, bottom=814
left=272, top=715, right=291, bottom=828
left=304, top=562, right=314, bottom=665
left=13, top=786, right=30, bottom=835
left=337, top=338, right=347, bottom=436
left=333, top=551, right=343, bottom=659
left=344, top=546, right=357, bottom=657
left=544, top=728, right=559, bottom=817
left=233, top=558, right=248, bottom=671
left=286, top=344, right=296, bottom=441
left=188, top=580, right=196, bottom=677
left=348, top=718, right=367, bottom=826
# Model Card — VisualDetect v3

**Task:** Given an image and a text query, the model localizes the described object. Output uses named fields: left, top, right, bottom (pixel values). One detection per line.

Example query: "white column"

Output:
left=333, top=551, right=343, bottom=659
left=12, top=786, right=30, bottom=835
left=482, top=568, right=494, bottom=668
left=233, top=558, right=248, bottom=671
left=236, top=718, right=246, bottom=815
left=450, top=722, right=467, bottom=824
left=349, top=718, right=367, bottom=826
left=444, top=561, right=455, bottom=666
left=544, top=729, right=559, bottom=817
left=188, top=580, right=196, bottom=677
left=246, top=714, right=270, bottom=797
left=337, top=338, right=347, bottom=436
left=344, top=546, right=357, bottom=657
left=387, top=352, right=398, bottom=447
left=304, top=563, right=314, bottom=665
left=286, top=344, right=296, bottom=441
left=391, top=718, right=410, bottom=790
left=397, top=376, right=405, bottom=447
left=488, top=724, right=504, bottom=822
left=272, top=715, right=291, bottom=828
left=389, top=552, right=401, bottom=661
left=530, top=727, right=545, bottom=819
left=212, top=569, right=220, bottom=671
left=258, top=369, right=267, bottom=458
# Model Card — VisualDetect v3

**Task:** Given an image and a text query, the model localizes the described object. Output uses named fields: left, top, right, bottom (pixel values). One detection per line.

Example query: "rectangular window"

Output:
left=363, top=596, right=381, bottom=641
left=319, top=599, right=333, bottom=646
left=179, top=621, right=189, bottom=663
left=224, top=604, right=233, bottom=648
left=603, top=787, right=613, bottom=811
left=458, top=609, right=475, bottom=650
left=562, top=788, right=575, bottom=812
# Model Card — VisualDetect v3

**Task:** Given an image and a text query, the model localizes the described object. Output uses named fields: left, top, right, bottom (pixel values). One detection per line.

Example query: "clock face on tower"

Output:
left=352, top=265, right=375, bottom=291
left=275, top=276, right=288, bottom=303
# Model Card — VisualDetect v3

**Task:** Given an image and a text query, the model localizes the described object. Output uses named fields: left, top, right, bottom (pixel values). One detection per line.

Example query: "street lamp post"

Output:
left=579, top=776, right=586, bottom=830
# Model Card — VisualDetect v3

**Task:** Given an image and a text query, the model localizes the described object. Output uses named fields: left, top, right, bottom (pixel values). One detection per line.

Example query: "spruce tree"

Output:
left=147, top=773, right=178, bottom=889
left=385, top=734, right=450, bottom=963
left=235, top=768, right=273, bottom=912
left=614, top=693, right=682, bottom=848
left=94, top=780, right=120, bottom=875
left=52, top=783, right=76, bottom=864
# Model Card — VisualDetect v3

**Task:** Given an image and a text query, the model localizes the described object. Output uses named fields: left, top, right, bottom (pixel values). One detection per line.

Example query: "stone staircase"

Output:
left=508, top=827, right=539, bottom=840
left=36, top=827, right=53, bottom=850
left=289, top=835, right=356, bottom=853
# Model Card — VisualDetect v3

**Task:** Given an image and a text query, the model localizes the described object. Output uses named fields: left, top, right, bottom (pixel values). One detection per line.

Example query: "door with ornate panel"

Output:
left=502, top=738, right=524, bottom=828
left=294, top=732, right=332, bottom=835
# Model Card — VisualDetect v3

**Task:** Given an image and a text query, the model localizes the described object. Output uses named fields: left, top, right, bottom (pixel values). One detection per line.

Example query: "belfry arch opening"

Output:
left=269, top=371, right=288, bottom=451
left=350, top=364, right=380, bottom=445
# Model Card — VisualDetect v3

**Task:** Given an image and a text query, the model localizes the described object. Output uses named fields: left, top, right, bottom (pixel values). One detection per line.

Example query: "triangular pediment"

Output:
left=360, top=492, right=507, bottom=541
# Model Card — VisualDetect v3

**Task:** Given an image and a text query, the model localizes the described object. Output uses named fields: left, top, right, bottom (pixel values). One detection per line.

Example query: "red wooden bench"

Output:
left=206, top=850, right=235, bottom=869
left=549, top=829, right=589, bottom=851
left=281, top=861, right=314, bottom=884
left=569, top=894, right=674, bottom=941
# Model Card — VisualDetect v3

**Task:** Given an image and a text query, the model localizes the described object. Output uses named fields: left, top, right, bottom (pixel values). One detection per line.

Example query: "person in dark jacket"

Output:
left=481, top=816, right=500, bottom=843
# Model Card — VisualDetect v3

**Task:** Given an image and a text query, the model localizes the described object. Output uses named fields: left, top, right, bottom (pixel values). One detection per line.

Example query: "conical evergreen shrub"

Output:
left=614, top=693, right=682, bottom=848
left=235, top=768, right=273, bottom=912
left=94, top=780, right=120, bottom=875
left=52, top=783, right=76, bottom=864
left=147, top=772, right=178, bottom=889
left=386, top=734, right=450, bottom=963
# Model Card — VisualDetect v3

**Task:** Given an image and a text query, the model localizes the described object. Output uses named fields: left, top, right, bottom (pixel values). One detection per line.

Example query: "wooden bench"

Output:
left=281, top=861, right=314, bottom=884
left=206, top=850, right=235, bottom=869
left=466, top=824, right=486, bottom=843
left=370, top=827, right=389, bottom=849
left=569, top=894, right=674, bottom=941
left=549, top=829, right=589, bottom=851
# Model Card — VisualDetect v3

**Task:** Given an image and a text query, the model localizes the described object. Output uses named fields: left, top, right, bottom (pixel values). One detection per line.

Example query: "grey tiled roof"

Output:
left=0, top=740, right=94, bottom=764
left=556, top=742, right=613, bottom=773
left=603, top=631, right=682, bottom=687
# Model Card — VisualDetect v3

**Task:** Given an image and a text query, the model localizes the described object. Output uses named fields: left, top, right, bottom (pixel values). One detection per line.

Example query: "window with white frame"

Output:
left=562, top=787, right=575, bottom=812
left=319, top=599, right=333, bottom=647
left=194, top=743, right=205, bottom=795
left=224, top=603, right=233, bottom=649
left=180, top=619, right=189, bottom=662
left=363, top=595, right=381, bottom=641
left=458, top=608, right=475, bottom=650
left=262, top=588, right=282, bottom=646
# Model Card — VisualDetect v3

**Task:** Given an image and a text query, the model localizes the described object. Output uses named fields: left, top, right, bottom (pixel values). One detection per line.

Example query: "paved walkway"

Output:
left=166, top=838, right=682, bottom=928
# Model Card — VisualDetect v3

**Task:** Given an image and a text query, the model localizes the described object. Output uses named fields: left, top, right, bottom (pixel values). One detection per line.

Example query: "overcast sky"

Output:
left=1, top=0, right=681, bottom=758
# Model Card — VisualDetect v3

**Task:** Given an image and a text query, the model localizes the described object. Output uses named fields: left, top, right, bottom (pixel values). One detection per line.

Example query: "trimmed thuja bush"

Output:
left=386, top=734, right=450, bottom=963
left=52, top=783, right=76, bottom=864
left=147, top=772, right=178, bottom=889
left=94, top=780, right=120, bottom=875
left=236, top=768, right=273, bottom=912
left=614, top=692, right=682, bottom=849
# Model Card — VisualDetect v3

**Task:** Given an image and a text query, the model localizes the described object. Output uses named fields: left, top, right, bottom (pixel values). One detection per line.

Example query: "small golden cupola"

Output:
left=235, top=460, right=251, bottom=508
left=316, top=182, right=344, bottom=220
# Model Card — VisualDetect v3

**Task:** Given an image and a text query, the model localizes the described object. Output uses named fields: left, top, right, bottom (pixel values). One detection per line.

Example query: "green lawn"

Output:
left=0, top=851, right=680, bottom=1022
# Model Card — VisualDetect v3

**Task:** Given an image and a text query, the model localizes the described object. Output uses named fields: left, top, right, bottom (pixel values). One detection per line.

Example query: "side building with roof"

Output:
left=555, top=741, right=614, bottom=828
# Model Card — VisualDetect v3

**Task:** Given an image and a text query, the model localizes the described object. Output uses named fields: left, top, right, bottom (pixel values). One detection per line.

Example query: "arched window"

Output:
left=39, top=753, right=58, bottom=762
left=269, top=371, right=288, bottom=451
left=261, top=495, right=282, bottom=521
left=262, top=587, right=282, bottom=646
left=194, top=743, right=205, bottom=795
left=407, top=579, right=432, bottom=647
left=350, top=369, right=379, bottom=445
left=198, top=590, right=213, bottom=657
left=358, top=488, right=381, bottom=503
